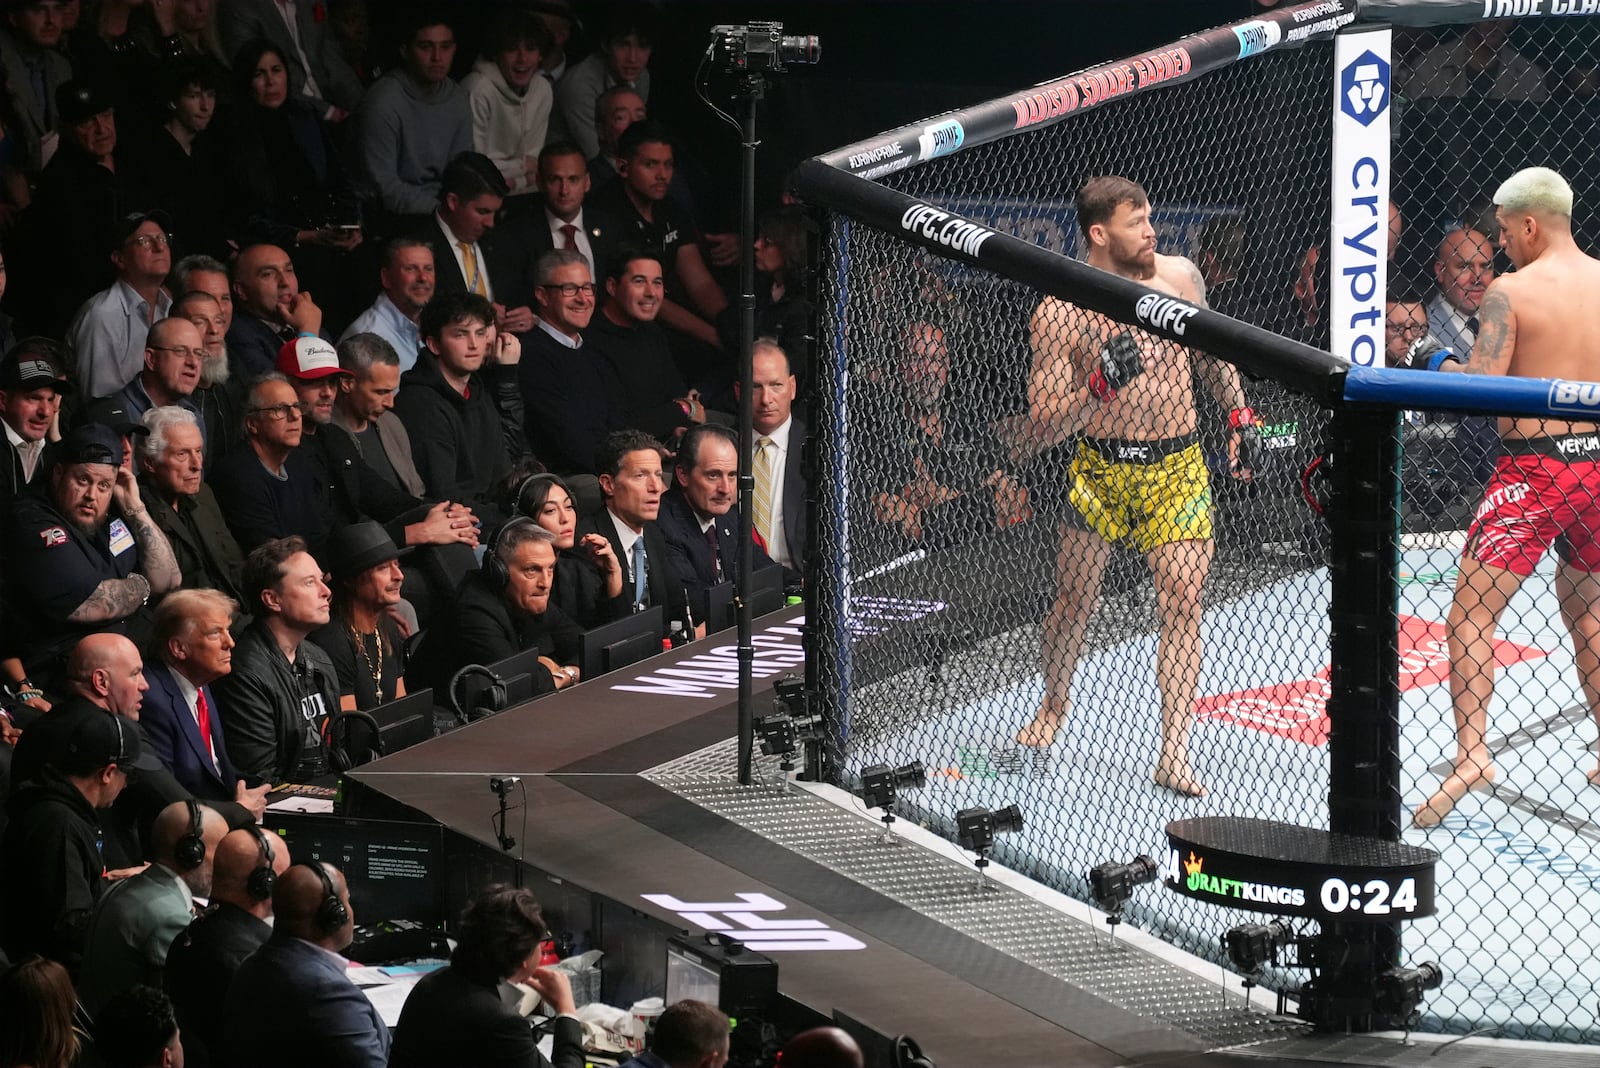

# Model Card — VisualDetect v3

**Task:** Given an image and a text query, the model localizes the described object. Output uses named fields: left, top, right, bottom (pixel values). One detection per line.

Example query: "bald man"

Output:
left=10, top=633, right=254, bottom=870
left=778, top=1027, right=864, bottom=1068
left=224, top=863, right=391, bottom=1068
left=78, top=798, right=228, bottom=1015
left=167, top=826, right=290, bottom=1068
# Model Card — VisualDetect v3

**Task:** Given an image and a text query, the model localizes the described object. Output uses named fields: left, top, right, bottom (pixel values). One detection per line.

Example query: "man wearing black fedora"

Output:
left=310, top=521, right=411, bottom=712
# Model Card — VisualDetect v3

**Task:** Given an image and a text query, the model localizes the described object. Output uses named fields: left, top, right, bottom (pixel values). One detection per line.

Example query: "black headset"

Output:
left=511, top=472, right=561, bottom=519
left=247, top=826, right=278, bottom=902
left=323, top=710, right=384, bottom=772
left=312, top=862, right=350, bottom=934
left=448, top=663, right=507, bottom=724
left=481, top=515, right=541, bottom=592
left=892, top=1035, right=935, bottom=1068
left=173, top=797, right=206, bottom=871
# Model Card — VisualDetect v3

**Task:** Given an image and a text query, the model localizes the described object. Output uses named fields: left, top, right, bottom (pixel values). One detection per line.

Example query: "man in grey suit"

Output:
left=224, top=862, right=391, bottom=1068
left=1426, top=225, right=1496, bottom=357
left=77, top=798, right=229, bottom=1015
left=218, top=0, right=364, bottom=119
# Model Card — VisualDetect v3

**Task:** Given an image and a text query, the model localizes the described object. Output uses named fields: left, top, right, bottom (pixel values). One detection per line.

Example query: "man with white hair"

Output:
left=137, top=406, right=248, bottom=606
left=1414, top=167, right=1600, bottom=826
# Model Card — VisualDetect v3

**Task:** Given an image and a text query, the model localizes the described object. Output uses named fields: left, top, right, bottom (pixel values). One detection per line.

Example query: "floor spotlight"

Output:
left=859, top=762, right=926, bottom=844
left=956, top=805, right=1023, bottom=890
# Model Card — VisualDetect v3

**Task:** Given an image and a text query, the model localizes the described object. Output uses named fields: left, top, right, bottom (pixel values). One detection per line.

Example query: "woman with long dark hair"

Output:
left=501, top=467, right=627, bottom=630
left=223, top=39, right=363, bottom=324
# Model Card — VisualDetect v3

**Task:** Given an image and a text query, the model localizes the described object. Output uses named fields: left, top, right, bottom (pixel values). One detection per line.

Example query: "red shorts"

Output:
left=1464, top=435, right=1600, bottom=576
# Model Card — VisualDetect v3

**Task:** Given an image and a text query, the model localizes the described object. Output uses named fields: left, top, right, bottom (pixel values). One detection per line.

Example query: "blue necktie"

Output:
left=632, top=538, right=648, bottom=608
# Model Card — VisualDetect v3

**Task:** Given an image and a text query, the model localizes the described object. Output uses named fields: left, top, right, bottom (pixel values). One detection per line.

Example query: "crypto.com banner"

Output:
left=1329, top=26, right=1393, bottom=366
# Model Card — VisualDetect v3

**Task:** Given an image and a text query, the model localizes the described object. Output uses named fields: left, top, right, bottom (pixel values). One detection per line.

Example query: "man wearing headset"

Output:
left=78, top=798, right=228, bottom=1015
left=224, top=862, right=390, bottom=1068
left=167, top=825, right=292, bottom=1068
left=408, top=519, right=582, bottom=696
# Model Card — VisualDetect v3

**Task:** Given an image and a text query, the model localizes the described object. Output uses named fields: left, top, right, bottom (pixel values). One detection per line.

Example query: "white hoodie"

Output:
left=462, top=56, right=554, bottom=194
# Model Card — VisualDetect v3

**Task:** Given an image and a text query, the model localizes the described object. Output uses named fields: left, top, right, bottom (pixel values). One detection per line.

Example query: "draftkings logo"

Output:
left=1339, top=50, right=1391, bottom=126
left=1177, top=851, right=1307, bottom=907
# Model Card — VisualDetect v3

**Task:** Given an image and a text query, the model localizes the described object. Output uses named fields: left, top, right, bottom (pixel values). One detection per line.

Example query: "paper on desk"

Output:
left=266, top=796, right=334, bottom=814
left=361, top=978, right=421, bottom=1026
left=345, top=965, right=394, bottom=987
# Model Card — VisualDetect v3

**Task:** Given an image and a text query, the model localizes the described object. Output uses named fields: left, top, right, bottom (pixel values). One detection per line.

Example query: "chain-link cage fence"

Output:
left=796, top=0, right=1600, bottom=1045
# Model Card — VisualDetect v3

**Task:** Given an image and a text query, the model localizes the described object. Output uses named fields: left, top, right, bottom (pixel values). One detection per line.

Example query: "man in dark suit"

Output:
left=223, top=862, right=390, bottom=1068
left=574, top=429, right=691, bottom=634
left=140, top=589, right=266, bottom=811
left=136, top=405, right=248, bottom=606
left=167, top=825, right=291, bottom=1068
left=658, top=424, right=771, bottom=604
left=520, top=141, right=619, bottom=281
left=0, top=345, right=68, bottom=516
left=750, top=340, right=806, bottom=585
left=411, top=152, right=536, bottom=337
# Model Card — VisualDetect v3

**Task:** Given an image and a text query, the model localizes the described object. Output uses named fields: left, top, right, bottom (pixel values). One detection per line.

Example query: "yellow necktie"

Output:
left=458, top=241, right=486, bottom=296
left=752, top=437, right=775, bottom=545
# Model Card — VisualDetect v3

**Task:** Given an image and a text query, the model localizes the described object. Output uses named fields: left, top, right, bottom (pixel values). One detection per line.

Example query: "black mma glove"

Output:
left=1406, top=332, right=1461, bottom=371
left=1230, top=407, right=1264, bottom=475
left=1087, top=332, right=1143, bottom=403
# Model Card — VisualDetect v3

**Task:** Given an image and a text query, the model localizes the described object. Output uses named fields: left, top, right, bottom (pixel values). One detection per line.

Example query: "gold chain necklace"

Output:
left=350, top=621, right=384, bottom=695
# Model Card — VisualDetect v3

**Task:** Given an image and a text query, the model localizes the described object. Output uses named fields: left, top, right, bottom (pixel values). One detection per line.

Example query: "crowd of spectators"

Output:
left=0, top=1, right=812, bottom=1060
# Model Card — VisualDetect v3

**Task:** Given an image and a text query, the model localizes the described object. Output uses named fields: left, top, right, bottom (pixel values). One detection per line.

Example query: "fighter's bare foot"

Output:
left=1153, top=762, right=1207, bottom=797
left=1015, top=709, right=1064, bottom=748
left=1412, top=764, right=1497, bottom=829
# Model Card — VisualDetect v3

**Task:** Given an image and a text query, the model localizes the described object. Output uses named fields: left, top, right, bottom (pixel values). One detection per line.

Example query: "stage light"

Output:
left=1224, top=920, right=1293, bottom=973
left=956, top=804, right=1023, bottom=853
left=1088, top=855, right=1159, bottom=914
left=859, top=762, right=926, bottom=844
left=1375, top=962, right=1443, bottom=1022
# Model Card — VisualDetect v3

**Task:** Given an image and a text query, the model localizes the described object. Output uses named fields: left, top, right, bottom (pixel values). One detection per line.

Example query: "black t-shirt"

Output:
left=310, top=613, right=406, bottom=711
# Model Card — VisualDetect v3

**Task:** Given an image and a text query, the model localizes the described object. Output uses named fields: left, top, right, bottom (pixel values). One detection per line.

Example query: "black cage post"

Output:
left=1309, top=404, right=1404, bottom=1030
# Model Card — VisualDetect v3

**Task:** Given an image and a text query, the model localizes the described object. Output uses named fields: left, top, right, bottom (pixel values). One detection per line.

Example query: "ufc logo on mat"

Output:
left=641, top=892, right=866, bottom=951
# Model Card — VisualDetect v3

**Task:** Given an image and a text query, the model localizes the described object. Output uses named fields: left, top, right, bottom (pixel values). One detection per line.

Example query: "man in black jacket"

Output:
left=0, top=345, right=68, bottom=516
left=0, top=704, right=136, bottom=972
left=214, top=537, right=341, bottom=784
left=136, top=405, right=248, bottom=606
left=585, top=246, right=703, bottom=444
left=408, top=522, right=581, bottom=697
left=393, top=291, right=517, bottom=525
left=166, top=825, right=291, bottom=1068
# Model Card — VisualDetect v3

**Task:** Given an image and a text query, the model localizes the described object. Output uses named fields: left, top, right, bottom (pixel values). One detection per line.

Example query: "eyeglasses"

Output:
left=1385, top=321, right=1427, bottom=337
left=150, top=345, right=202, bottom=360
left=248, top=403, right=306, bottom=421
left=540, top=282, right=597, bottom=297
left=128, top=232, right=171, bottom=250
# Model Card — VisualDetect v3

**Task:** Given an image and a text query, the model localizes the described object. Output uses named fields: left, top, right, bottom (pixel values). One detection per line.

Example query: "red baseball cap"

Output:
left=275, top=336, right=351, bottom=381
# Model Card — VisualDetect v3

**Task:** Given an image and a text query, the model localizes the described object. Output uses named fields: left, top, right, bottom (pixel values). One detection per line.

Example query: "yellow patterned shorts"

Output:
left=1066, top=435, right=1213, bottom=553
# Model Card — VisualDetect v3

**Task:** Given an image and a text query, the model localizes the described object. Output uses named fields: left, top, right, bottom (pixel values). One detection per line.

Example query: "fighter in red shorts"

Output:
left=1413, top=167, right=1600, bottom=827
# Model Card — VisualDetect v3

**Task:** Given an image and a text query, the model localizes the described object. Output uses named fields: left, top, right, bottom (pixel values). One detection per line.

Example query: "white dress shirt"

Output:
left=546, top=207, right=597, bottom=278
left=757, top=416, right=794, bottom=570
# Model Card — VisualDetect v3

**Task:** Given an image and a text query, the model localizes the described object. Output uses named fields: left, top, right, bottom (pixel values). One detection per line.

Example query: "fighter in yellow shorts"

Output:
left=1014, top=175, right=1260, bottom=796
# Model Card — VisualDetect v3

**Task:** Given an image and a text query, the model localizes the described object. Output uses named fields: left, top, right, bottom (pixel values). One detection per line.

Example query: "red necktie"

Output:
left=195, top=689, right=215, bottom=761
left=559, top=223, right=578, bottom=250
